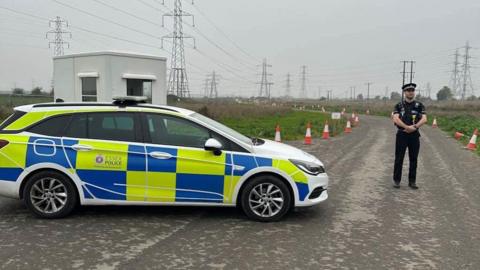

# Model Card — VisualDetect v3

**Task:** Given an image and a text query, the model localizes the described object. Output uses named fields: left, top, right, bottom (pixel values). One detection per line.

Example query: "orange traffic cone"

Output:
left=322, top=121, right=330, bottom=139
left=466, top=129, right=478, bottom=150
left=351, top=112, right=355, bottom=119
left=345, top=120, right=352, bottom=133
left=354, top=115, right=360, bottom=126
left=274, top=124, right=281, bottom=142
left=432, top=118, right=438, bottom=128
left=454, top=132, right=464, bottom=140
left=304, top=122, right=312, bottom=145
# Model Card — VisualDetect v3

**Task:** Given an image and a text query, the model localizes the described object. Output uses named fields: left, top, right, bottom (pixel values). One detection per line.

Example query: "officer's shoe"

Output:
left=393, top=182, right=401, bottom=188
left=408, top=183, right=419, bottom=190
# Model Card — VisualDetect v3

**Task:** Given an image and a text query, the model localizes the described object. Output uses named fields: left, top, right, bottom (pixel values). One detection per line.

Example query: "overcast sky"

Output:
left=0, top=0, right=479, bottom=99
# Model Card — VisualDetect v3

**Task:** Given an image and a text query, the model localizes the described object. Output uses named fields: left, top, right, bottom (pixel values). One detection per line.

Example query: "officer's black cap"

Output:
left=402, top=83, right=417, bottom=91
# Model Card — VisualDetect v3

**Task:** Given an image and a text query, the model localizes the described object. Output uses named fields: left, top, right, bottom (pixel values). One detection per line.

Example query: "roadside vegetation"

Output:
left=1, top=94, right=478, bottom=149
left=434, top=115, right=480, bottom=155
left=175, top=101, right=346, bottom=141
left=0, top=94, right=53, bottom=107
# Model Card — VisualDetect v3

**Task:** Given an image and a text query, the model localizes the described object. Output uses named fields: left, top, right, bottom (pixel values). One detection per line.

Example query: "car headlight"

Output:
left=289, top=159, right=325, bottom=175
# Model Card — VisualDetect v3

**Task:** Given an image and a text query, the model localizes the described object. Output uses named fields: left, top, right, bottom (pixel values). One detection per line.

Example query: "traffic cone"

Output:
left=274, top=124, right=281, bottom=142
left=432, top=118, right=438, bottom=128
left=304, top=122, right=312, bottom=145
left=322, top=121, right=330, bottom=139
left=466, top=129, right=478, bottom=150
left=354, top=115, right=360, bottom=126
left=351, top=112, right=355, bottom=119
left=345, top=120, right=352, bottom=133
left=454, top=131, right=464, bottom=140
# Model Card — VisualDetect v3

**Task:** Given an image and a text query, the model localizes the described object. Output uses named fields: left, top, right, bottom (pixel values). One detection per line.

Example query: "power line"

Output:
left=257, top=58, right=273, bottom=98
left=205, top=70, right=219, bottom=98
left=151, top=1, right=257, bottom=75
left=300, top=65, right=307, bottom=99
left=0, top=4, right=213, bottom=77
left=0, top=3, right=327, bottom=92
left=450, top=48, right=461, bottom=96
left=91, top=0, right=163, bottom=28
left=51, top=0, right=162, bottom=40
left=365, top=82, right=373, bottom=101
left=162, top=0, right=195, bottom=97
left=188, top=3, right=259, bottom=64
left=186, top=23, right=257, bottom=72
left=460, top=41, right=474, bottom=100
left=285, top=73, right=291, bottom=97
left=46, top=16, right=71, bottom=56
left=137, top=0, right=256, bottom=79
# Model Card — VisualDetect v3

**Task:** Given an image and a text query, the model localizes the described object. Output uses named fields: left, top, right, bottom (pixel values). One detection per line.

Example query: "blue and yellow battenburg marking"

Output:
left=0, top=134, right=310, bottom=202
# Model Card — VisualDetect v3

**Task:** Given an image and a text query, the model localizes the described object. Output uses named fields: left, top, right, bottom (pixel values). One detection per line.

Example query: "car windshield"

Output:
left=190, top=113, right=252, bottom=146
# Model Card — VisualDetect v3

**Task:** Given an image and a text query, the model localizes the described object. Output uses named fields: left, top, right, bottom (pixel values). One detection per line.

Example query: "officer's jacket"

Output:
left=393, top=100, right=426, bottom=133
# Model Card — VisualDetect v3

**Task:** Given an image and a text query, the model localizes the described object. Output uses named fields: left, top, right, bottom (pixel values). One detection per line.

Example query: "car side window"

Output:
left=64, top=114, right=88, bottom=138
left=145, top=113, right=248, bottom=152
left=89, top=113, right=137, bottom=142
left=64, top=113, right=140, bottom=143
left=28, top=115, right=72, bottom=137
left=146, top=114, right=210, bottom=148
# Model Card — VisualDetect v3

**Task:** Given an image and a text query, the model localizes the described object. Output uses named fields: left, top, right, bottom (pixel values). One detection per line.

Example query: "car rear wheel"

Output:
left=23, top=171, right=78, bottom=219
left=241, top=175, right=292, bottom=222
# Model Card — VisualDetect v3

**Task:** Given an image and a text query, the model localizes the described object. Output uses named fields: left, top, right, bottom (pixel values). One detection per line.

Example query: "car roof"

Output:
left=14, top=102, right=196, bottom=116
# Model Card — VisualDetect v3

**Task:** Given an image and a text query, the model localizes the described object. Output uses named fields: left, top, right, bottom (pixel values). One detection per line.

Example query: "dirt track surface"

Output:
left=1, top=115, right=479, bottom=269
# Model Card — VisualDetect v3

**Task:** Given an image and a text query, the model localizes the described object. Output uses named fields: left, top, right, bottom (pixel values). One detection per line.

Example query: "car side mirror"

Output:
left=204, top=138, right=222, bottom=156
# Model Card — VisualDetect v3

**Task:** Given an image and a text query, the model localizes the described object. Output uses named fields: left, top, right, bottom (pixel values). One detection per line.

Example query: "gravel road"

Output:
left=1, top=115, right=479, bottom=269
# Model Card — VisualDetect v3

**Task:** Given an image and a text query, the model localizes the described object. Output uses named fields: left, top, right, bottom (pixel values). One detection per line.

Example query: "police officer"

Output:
left=392, top=83, right=427, bottom=189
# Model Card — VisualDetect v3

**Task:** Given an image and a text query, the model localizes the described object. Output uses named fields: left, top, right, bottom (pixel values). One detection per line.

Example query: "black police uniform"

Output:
left=393, top=100, right=426, bottom=185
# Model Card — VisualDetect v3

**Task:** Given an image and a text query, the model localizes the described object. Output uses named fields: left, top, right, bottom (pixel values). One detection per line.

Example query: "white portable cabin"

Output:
left=53, top=51, right=167, bottom=105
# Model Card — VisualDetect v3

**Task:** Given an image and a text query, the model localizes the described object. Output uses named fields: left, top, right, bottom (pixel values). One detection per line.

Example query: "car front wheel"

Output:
left=23, top=171, right=78, bottom=219
left=241, top=175, right=292, bottom=222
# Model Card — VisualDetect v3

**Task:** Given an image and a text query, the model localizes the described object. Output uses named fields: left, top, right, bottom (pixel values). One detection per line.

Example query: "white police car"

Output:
left=0, top=97, right=328, bottom=221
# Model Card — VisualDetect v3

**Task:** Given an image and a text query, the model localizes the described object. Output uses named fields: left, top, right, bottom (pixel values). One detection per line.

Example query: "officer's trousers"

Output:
left=393, top=131, right=420, bottom=184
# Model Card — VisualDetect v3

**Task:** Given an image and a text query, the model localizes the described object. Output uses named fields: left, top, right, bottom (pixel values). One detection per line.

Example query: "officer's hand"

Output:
left=405, top=125, right=417, bottom=133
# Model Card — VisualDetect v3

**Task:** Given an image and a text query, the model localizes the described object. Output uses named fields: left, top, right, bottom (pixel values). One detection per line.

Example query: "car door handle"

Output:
left=71, top=144, right=93, bottom=152
left=149, top=151, right=173, bottom=159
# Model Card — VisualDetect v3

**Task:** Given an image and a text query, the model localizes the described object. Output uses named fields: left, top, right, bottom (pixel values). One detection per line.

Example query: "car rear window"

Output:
left=27, top=115, right=72, bottom=137
left=64, top=112, right=139, bottom=143
left=0, top=110, right=27, bottom=131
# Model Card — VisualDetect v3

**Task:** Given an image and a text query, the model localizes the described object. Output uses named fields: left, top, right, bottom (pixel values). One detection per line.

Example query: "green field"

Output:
left=220, top=110, right=346, bottom=141
left=0, top=94, right=53, bottom=107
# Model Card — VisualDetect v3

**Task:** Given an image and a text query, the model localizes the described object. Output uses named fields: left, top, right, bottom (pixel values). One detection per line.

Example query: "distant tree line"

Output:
left=10, top=87, right=53, bottom=96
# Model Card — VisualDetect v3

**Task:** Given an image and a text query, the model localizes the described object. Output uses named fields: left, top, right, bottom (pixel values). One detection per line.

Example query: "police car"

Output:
left=0, top=97, right=328, bottom=221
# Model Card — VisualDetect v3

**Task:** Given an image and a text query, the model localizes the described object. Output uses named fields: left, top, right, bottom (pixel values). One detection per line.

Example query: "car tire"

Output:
left=23, top=171, right=78, bottom=219
left=241, top=175, right=292, bottom=222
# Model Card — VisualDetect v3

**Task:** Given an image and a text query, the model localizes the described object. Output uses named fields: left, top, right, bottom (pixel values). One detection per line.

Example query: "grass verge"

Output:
left=220, top=110, right=346, bottom=141
left=431, top=115, right=480, bottom=155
